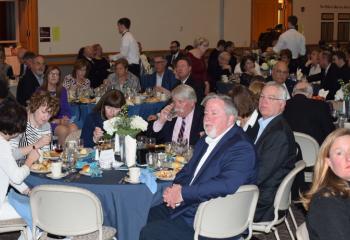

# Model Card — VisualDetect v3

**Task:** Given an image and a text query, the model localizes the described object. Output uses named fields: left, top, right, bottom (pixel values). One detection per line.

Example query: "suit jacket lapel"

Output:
left=190, top=126, right=237, bottom=185
left=255, top=115, right=282, bottom=146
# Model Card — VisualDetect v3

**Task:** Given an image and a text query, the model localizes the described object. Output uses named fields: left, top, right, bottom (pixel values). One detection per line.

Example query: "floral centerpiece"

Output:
left=103, top=105, right=148, bottom=138
left=337, top=79, right=350, bottom=101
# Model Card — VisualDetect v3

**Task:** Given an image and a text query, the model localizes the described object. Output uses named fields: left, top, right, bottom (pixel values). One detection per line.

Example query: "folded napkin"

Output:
left=140, top=168, right=157, bottom=194
left=125, top=135, right=137, bottom=167
left=335, top=88, right=344, bottom=101
left=318, top=89, right=329, bottom=99
left=112, top=161, right=124, bottom=169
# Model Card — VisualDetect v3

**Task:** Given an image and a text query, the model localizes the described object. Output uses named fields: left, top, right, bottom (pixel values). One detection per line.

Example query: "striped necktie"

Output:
left=177, top=118, right=186, bottom=142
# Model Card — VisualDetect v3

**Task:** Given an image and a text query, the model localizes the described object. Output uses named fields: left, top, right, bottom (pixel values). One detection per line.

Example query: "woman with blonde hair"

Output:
left=301, top=128, right=350, bottom=240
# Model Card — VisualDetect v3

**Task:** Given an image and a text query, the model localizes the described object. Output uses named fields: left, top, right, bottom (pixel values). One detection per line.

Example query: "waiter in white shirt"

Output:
left=113, top=17, right=140, bottom=78
left=272, top=15, right=306, bottom=68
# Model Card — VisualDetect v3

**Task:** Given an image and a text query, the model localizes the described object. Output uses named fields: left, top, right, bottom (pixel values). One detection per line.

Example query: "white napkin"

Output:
left=318, top=89, right=329, bottom=98
left=125, top=135, right=137, bottom=167
left=99, top=149, right=115, bottom=169
left=296, top=69, right=303, bottom=81
left=335, top=88, right=344, bottom=101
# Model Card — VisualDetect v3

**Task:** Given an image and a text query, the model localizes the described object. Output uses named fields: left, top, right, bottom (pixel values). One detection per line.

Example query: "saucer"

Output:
left=46, top=172, right=68, bottom=179
left=124, top=177, right=140, bottom=184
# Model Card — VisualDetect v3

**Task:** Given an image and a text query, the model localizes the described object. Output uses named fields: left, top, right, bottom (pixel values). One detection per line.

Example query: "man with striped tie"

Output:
left=150, top=84, right=204, bottom=146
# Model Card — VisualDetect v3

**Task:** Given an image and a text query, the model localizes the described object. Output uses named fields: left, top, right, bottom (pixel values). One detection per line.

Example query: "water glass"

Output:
left=146, top=152, right=157, bottom=168
left=338, top=114, right=347, bottom=128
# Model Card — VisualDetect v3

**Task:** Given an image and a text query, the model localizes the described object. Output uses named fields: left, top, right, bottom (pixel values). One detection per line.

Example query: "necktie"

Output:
left=177, top=118, right=186, bottom=142
left=171, top=55, right=176, bottom=65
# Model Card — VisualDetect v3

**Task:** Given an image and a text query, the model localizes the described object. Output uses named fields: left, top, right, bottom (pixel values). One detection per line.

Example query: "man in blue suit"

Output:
left=141, top=55, right=179, bottom=94
left=140, top=94, right=257, bottom=240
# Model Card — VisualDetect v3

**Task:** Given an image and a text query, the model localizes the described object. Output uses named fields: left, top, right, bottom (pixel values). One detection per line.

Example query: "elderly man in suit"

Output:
left=16, top=55, right=45, bottom=106
left=149, top=84, right=203, bottom=146
left=140, top=93, right=257, bottom=240
left=284, top=81, right=335, bottom=145
left=141, top=55, right=179, bottom=94
left=268, top=61, right=295, bottom=99
left=254, top=82, right=296, bottom=222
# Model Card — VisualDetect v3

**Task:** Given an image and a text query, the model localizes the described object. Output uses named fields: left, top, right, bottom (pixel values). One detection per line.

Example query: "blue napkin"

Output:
left=75, top=158, right=96, bottom=169
left=140, top=168, right=157, bottom=194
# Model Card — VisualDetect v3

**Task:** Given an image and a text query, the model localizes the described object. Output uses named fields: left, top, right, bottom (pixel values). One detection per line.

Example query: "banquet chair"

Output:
left=293, top=132, right=319, bottom=167
left=0, top=218, right=28, bottom=240
left=193, top=185, right=259, bottom=240
left=296, top=222, right=309, bottom=240
left=252, top=160, right=306, bottom=240
left=30, top=185, right=116, bottom=240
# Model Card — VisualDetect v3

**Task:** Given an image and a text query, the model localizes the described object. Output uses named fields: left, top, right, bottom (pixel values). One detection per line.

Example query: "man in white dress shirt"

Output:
left=272, top=15, right=306, bottom=60
left=113, top=17, right=140, bottom=78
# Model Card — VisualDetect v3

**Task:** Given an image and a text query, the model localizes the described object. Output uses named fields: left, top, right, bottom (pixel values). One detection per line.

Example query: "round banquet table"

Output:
left=25, top=170, right=171, bottom=240
left=70, top=101, right=167, bottom=129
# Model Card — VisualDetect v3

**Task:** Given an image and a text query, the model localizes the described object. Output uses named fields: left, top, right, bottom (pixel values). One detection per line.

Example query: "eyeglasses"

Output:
left=259, top=95, right=284, bottom=101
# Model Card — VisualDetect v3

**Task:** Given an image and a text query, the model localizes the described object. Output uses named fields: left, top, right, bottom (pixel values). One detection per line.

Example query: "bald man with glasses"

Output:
left=268, top=61, right=296, bottom=99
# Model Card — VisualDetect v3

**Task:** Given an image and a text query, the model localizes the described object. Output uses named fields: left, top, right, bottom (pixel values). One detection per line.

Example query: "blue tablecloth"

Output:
left=70, top=101, right=167, bottom=129
left=25, top=171, right=171, bottom=240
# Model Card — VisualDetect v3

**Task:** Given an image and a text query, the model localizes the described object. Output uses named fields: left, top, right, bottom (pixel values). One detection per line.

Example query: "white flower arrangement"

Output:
left=130, top=116, right=148, bottom=132
left=261, top=62, right=269, bottom=71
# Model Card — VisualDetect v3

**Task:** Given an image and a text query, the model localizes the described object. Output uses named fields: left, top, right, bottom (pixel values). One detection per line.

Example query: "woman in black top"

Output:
left=301, top=128, right=350, bottom=240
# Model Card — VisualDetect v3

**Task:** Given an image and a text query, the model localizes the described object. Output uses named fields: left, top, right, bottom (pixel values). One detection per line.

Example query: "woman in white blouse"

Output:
left=0, top=100, right=39, bottom=233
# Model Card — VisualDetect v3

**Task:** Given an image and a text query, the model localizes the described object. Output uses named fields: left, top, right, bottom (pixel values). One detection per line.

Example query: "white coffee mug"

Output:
left=129, top=167, right=141, bottom=182
left=135, top=96, right=142, bottom=104
left=51, top=161, right=62, bottom=178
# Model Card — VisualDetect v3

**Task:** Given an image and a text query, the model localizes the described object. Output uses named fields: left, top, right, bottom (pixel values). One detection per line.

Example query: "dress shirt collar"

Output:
left=121, top=30, right=129, bottom=37
left=325, top=63, right=331, bottom=75
left=205, top=124, right=234, bottom=145
left=242, top=109, right=259, bottom=131
left=181, top=75, right=191, bottom=84
left=33, top=73, right=43, bottom=85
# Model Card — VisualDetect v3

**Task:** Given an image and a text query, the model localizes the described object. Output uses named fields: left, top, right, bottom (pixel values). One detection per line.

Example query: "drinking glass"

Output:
left=146, top=138, right=156, bottom=152
left=338, top=114, right=346, bottom=128
left=166, top=108, right=177, bottom=121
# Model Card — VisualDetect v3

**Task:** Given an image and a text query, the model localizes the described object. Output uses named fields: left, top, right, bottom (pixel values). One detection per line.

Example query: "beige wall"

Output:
left=293, top=0, right=350, bottom=44
left=38, top=0, right=252, bottom=55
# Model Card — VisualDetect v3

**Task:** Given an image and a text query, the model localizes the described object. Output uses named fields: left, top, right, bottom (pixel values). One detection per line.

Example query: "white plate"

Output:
left=30, top=168, right=51, bottom=174
left=46, top=172, right=68, bottom=179
left=79, top=170, right=91, bottom=176
left=124, top=177, right=140, bottom=184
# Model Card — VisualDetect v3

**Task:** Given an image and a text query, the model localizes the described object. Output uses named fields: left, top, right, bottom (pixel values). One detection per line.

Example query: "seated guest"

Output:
left=229, top=85, right=260, bottom=141
left=16, top=55, right=46, bottom=106
left=333, top=51, right=350, bottom=83
left=308, top=50, right=340, bottom=100
left=217, top=51, right=233, bottom=79
left=141, top=55, right=178, bottom=94
left=18, top=50, right=35, bottom=78
left=140, top=94, right=257, bottom=240
left=207, top=39, right=226, bottom=91
left=280, top=49, right=297, bottom=74
left=104, top=58, right=141, bottom=94
left=175, top=57, right=204, bottom=103
left=224, top=41, right=237, bottom=73
left=63, top=59, right=91, bottom=93
left=0, top=100, right=40, bottom=239
left=166, top=40, right=184, bottom=69
left=138, top=41, right=152, bottom=77
left=39, top=66, right=78, bottom=145
left=92, top=43, right=110, bottom=88
left=284, top=82, right=334, bottom=145
left=10, top=91, right=59, bottom=160
left=234, top=51, right=261, bottom=75
left=301, top=128, right=350, bottom=240
left=254, top=82, right=296, bottom=222
left=268, top=60, right=295, bottom=99
left=149, top=84, right=203, bottom=146
left=301, top=49, right=321, bottom=77
left=0, top=50, right=15, bottom=80
left=81, top=90, right=125, bottom=148
left=240, top=55, right=260, bottom=87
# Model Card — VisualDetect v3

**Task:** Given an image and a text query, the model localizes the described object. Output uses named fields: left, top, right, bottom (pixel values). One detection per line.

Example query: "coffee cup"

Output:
left=135, top=95, right=142, bottom=104
left=129, top=167, right=141, bottom=183
left=51, top=161, right=62, bottom=178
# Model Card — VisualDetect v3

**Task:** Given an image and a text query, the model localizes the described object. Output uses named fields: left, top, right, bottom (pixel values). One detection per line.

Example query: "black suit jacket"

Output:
left=308, top=63, right=340, bottom=100
left=180, top=75, right=205, bottom=104
left=148, top=105, right=204, bottom=146
left=245, top=111, right=261, bottom=142
left=254, top=115, right=296, bottom=222
left=16, top=70, right=40, bottom=106
left=166, top=52, right=184, bottom=68
left=283, top=94, right=335, bottom=145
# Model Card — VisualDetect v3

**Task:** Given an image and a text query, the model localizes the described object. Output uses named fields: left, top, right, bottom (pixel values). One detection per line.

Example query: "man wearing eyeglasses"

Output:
left=268, top=61, right=296, bottom=100
left=254, top=82, right=297, bottom=222
left=140, top=55, right=179, bottom=94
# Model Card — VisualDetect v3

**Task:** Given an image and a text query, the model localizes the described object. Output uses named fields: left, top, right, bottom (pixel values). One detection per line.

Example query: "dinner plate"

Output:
left=46, top=172, right=68, bottom=179
left=154, top=170, right=176, bottom=181
left=30, top=168, right=51, bottom=174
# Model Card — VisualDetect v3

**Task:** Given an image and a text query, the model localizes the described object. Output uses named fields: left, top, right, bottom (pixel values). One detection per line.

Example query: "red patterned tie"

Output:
left=177, top=118, right=186, bottom=142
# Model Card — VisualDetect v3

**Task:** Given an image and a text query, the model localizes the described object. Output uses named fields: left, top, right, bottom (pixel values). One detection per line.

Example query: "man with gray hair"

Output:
left=141, top=93, right=257, bottom=240
left=284, top=81, right=334, bottom=144
left=254, top=81, right=297, bottom=222
left=149, top=84, right=203, bottom=145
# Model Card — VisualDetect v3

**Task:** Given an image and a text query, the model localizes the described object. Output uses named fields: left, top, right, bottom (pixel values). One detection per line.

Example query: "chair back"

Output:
left=274, top=160, right=306, bottom=213
left=296, top=222, right=310, bottom=240
left=30, top=185, right=103, bottom=238
left=194, top=185, right=259, bottom=240
left=293, top=132, right=319, bottom=167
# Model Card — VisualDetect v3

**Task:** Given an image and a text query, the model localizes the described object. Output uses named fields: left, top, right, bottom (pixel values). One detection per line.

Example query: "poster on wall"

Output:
left=40, top=27, right=51, bottom=42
